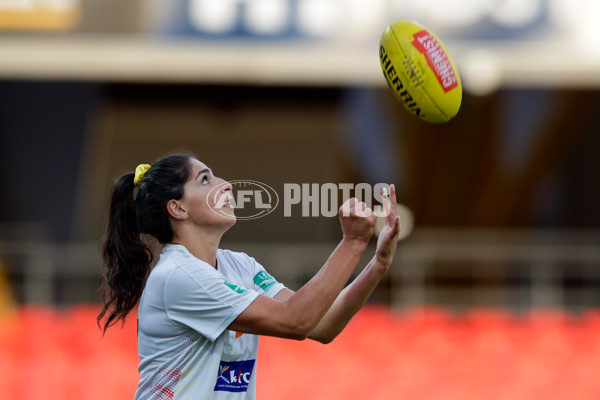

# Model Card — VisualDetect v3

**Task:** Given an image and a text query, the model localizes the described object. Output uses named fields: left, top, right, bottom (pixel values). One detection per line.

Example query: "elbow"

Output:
left=307, top=328, right=338, bottom=344
left=314, top=336, right=334, bottom=345
left=287, top=323, right=313, bottom=341
left=281, top=318, right=316, bottom=341
left=284, top=324, right=338, bottom=344
left=310, top=332, right=337, bottom=344
left=289, top=332, right=310, bottom=341
left=284, top=316, right=338, bottom=343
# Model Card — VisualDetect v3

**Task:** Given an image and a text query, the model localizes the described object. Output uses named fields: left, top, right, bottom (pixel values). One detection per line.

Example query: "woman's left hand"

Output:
left=375, top=185, right=401, bottom=268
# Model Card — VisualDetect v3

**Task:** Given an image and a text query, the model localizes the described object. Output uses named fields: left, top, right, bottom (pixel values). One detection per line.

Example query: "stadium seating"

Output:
left=1, top=305, right=600, bottom=399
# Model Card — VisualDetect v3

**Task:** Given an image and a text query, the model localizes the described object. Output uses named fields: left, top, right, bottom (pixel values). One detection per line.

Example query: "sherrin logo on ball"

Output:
left=379, top=20, right=462, bottom=124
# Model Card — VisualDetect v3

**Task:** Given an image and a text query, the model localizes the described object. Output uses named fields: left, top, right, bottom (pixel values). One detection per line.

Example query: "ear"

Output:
left=167, top=199, right=188, bottom=221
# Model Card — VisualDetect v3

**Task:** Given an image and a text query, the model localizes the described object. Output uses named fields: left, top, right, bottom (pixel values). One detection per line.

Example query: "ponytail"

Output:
left=98, top=172, right=152, bottom=333
left=97, top=153, right=192, bottom=333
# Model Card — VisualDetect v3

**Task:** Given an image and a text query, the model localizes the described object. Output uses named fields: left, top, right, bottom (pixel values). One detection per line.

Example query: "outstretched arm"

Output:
left=228, top=198, right=377, bottom=340
left=278, top=185, right=401, bottom=343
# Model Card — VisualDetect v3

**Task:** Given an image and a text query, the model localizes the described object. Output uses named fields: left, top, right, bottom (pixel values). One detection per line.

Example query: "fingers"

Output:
left=339, top=185, right=403, bottom=246
left=379, top=185, right=401, bottom=237
left=339, top=197, right=377, bottom=242
left=339, top=184, right=401, bottom=227
left=379, top=185, right=398, bottom=217
left=375, top=185, right=402, bottom=263
left=339, top=197, right=373, bottom=219
left=355, top=201, right=374, bottom=219
left=387, top=184, right=400, bottom=228
left=339, top=197, right=358, bottom=218
left=380, top=187, right=392, bottom=218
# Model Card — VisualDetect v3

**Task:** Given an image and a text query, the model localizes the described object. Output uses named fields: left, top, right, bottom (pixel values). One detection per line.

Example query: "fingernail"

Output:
left=391, top=184, right=395, bottom=191
left=382, top=187, right=388, bottom=198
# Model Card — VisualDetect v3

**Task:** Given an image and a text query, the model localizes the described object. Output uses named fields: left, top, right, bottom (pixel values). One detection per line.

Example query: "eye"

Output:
left=201, top=176, right=210, bottom=184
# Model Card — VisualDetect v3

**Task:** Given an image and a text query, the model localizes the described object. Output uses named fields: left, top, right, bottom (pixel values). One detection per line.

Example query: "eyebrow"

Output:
left=195, top=168, right=212, bottom=181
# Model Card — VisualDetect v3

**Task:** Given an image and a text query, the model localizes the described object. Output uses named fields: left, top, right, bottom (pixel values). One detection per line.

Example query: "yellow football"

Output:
left=379, top=20, right=462, bottom=124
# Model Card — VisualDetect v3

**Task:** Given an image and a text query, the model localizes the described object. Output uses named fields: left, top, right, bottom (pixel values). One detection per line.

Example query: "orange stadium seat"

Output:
left=2, top=304, right=600, bottom=400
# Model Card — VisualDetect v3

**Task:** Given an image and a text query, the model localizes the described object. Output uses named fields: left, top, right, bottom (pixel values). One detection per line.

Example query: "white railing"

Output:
left=1, top=228, right=599, bottom=311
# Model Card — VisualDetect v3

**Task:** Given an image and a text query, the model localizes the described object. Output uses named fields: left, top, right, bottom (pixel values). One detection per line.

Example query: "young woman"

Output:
left=98, top=153, right=400, bottom=399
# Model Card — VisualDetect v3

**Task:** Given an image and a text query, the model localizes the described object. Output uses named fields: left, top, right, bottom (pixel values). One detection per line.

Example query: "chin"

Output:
left=222, top=216, right=237, bottom=233
left=222, top=210, right=237, bottom=225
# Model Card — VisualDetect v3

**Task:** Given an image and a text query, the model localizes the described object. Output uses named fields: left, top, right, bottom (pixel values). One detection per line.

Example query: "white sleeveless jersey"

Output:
left=135, top=244, right=285, bottom=400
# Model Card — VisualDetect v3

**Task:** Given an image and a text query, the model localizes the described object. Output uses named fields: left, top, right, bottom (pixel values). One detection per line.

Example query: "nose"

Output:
left=220, top=179, right=233, bottom=192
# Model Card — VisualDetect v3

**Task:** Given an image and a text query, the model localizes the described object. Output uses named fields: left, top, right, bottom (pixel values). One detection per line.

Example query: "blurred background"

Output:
left=1, top=0, right=600, bottom=399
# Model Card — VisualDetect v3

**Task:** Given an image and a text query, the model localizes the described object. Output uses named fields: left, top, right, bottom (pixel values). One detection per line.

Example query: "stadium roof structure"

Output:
left=0, top=35, right=598, bottom=95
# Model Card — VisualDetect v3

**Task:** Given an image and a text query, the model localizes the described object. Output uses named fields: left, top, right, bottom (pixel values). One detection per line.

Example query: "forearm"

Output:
left=229, top=197, right=379, bottom=340
left=283, top=238, right=368, bottom=337
left=308, top=256, right=388, bottom=343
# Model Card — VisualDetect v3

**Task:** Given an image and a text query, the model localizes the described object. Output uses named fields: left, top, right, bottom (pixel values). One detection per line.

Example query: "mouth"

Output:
left=221, top=194, right=235, bottom=209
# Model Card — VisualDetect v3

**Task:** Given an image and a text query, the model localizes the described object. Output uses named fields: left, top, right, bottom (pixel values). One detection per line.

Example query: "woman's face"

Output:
left=179, top=159, right=235, bottom=227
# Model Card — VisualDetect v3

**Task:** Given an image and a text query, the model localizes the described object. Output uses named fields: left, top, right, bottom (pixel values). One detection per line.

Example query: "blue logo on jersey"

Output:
left=214, top=360, right=256, bottom=393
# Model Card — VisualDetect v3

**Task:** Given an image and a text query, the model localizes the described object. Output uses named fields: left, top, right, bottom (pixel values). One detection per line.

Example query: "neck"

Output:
left=171, top=229, right=223, bottom=269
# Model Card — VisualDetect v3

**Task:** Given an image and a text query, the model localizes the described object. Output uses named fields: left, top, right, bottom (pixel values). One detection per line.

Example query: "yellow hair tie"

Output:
left=133, top=164, right=151, bottom=187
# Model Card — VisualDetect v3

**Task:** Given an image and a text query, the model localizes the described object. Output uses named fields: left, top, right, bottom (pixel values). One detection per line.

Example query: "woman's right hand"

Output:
left=228, top=198, right=376, bottom=341
left=338, top=198, right=377, bottom=244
